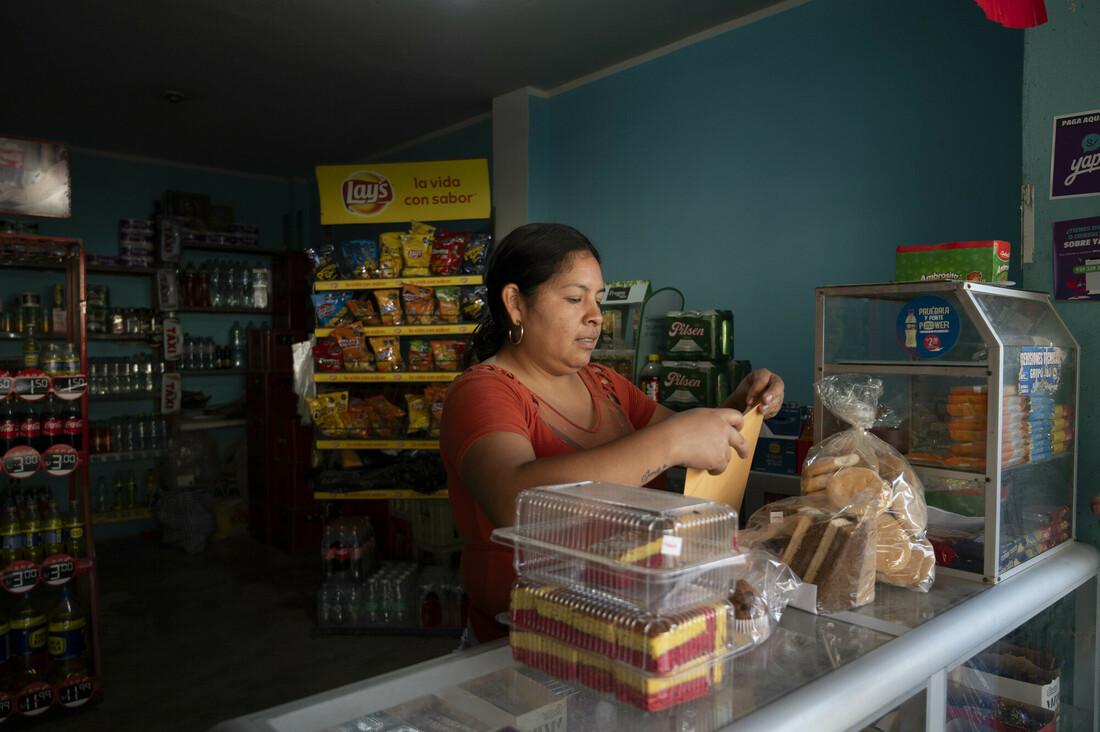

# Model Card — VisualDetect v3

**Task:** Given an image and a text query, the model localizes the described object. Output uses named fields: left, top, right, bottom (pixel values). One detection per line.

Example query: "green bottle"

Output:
left=48, top=585, right=88, bottom=682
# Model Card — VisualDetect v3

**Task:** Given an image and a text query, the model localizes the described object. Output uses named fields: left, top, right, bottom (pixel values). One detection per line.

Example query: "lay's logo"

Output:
left=341, top=171, right=394, bottom=216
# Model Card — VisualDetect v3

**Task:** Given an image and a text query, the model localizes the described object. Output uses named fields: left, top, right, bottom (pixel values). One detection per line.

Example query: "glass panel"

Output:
left=970, top=291, right=1076, bottom=349
left=844, top=572, right=986, bottom=633
left=946, top=577, right=1096, bottom=731
left=822, top=291, right=989, bottom=365
left=859, top=688, right=927, bottom=732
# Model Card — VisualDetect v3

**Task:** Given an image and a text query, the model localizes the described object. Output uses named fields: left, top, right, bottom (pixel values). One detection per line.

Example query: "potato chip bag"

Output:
left=370, top=336, right=403, bottom=371
left=307, top=391, right=348, bottom=434
left=346, top=299, right=382, bottom=326
left=312, top=337, right=344, bottom=372
left=431, top=339, right=464, bottom=372
left=409, top=221, right=436, bottom=237
left=306, top=244, right=339, bottom=281
left=462, top=233, right=491, bottom=275
left=430, top=232, right=466, bottom=275
left=380, top=232, right=404, bottom=277
left=402, top=284, right=435, bottom=324
left=365, top=395, right=406, bottom=438
left=312, top=292, right=354, bottom=327
left=330, top=323, right=374, bottom=372
left=405, top=394, right=430, bottom=434
left=374, top=289, right=403, bottom=326
left=425, top=384, right=448, bottom=438
left=401, top=234, right=431, bottom=277
left=434, top=287, right=460, bottom=323
left=460, top=286, right=487, bottom=321
left=407, top=339, right=434, bottom=371
left=338, top=239, right=380, bottom=279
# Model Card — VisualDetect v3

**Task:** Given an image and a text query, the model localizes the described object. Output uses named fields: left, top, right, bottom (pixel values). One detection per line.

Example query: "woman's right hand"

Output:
left=662, top=408, right=748, bottom=473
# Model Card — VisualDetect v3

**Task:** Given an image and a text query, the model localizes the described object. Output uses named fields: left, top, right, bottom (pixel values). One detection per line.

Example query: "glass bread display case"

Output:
left=814, top=281, right=1079, bottom=584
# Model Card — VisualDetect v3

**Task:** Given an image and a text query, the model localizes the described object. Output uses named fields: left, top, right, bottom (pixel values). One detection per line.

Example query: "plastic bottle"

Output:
left=125, top=470, right=137, bottom=512
left=64, top=498, right=85, bottom=559
left=41, top=395, right=62, bottom=448
left=95, top=477, right=109, bottom=515
left=0, top=398, right=17, bottom=453
left=638, top=354, right=661, bottom=402
left=0, top=505, right=22, bottom=566
left=20, top=502, right=42, bottom=563
left=209, top=262, right=223, bottom=308
left=42, top=498, right=63, bottom=557
left=18, top=401, right=41, bottom=453
left=10, top=593, right=48, bottom=685
left=47, top=585, right=88, bottom=682
left=229, top=321, right=245, bottom=369
left=0, top=607, right=10, bottom=689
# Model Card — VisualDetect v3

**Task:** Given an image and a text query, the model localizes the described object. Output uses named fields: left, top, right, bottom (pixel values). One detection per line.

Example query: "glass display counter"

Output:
left=210, top=543, right=1098, bottom=732
left=815, top=282, right=1079, bottom=584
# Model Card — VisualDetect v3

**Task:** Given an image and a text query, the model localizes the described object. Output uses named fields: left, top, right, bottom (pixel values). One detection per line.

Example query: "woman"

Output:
left=441, top=223, right=784, bottom=642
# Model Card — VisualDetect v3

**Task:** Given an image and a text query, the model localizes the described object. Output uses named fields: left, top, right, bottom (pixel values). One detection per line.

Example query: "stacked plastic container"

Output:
left=493, top=482, right=747, bottom=711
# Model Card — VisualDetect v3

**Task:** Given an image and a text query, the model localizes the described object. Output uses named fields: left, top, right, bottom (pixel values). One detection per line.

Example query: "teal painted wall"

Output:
left=531, top=0, right=1023, bottom=405
left=1022, top=0, right=1100, bottom=549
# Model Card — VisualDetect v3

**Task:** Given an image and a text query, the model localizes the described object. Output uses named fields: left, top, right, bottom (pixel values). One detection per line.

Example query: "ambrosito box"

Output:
left=895, top=240, right=1010, bottom=283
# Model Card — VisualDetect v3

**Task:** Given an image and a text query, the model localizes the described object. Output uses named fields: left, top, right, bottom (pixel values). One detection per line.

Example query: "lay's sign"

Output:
left=316, top=159, right=490, bottom=225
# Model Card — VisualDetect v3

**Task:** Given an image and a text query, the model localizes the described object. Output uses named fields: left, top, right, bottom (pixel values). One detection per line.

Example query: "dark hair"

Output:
left=469, top=223, right=601, bottom=363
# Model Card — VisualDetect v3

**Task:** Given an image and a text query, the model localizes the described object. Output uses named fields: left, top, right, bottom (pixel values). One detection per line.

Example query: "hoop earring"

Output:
left=508, top=323, right=524, bottom=345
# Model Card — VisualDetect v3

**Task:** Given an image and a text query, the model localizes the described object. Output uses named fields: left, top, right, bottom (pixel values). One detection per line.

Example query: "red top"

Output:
left=440, top=362, right=659, bottom=640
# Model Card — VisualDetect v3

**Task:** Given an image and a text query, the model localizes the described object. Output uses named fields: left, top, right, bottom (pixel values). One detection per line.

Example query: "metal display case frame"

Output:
left=814, top=281, right=1080, bottom=584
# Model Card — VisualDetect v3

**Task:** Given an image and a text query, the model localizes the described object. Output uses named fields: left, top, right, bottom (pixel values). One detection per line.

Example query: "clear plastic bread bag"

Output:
left=802, top=375, right=935, bottom=592
left=730, top=549, right=801, bottom=652
left=742, top=493, right=878, bottom=613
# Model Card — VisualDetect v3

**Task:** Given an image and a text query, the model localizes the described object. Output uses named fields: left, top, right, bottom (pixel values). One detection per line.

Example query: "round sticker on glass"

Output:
left=897, top=295, right=960, bottom=359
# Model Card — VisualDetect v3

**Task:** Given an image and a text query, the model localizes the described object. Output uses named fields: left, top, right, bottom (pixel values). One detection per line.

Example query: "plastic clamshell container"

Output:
left=492, top=481, right=743, bottom=613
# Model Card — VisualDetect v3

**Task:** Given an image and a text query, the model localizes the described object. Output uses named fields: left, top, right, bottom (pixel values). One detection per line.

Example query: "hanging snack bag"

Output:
left=306, top=244, right=339, bottom=281
left=365, top=395, right=406, bottom=438
left=462, top=233, right=492, bottom=274
left=402, top=284, right=435, bottom=324
left=338, top=239, right=380, bottom=279
left=330, top=323, right=374, bottom=372
left=405, top=393, right=430, bottom=434
left=379, top=232, right=404, bottom=277
left=369, top=336, right=404, bottom=372
left=407, top=339, right=435, bottom=371
left=312, top=292, right=354, bottom=328
left=460, top=285, right=487, bottom=321
left=425, top=384, right=448, bottom=438
left=742, top=493, right=877, bottom=613
left=434, top=287, right=461, bottom=323
left=312, top=337, right=344, bottom=372
left=374, top=289, right=404, bottom=326
left=430, top=231, right=467, bottom=275
left=401, top=234, right=432, bottom=277
left=800, top=375, right=935, bottom=592
left=409, top=221, right=436, bottom=237
left=346, top=299, right=382, bottom=326
left=430, top=340, right=464, bottom=372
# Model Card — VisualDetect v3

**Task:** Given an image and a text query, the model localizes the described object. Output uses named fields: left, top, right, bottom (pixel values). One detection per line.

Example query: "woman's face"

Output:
left=514, top=252, right=605, bottom=374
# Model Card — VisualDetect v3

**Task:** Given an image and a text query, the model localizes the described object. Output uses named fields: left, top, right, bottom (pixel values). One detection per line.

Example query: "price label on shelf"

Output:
left=0, top=690, right=11, bottom=723
left=15, top=682, right=52, bottom=717
left=56, top=675, right=94, bottom=709
left=2, top=446, right=41, bottom=479
left=52, top=374, right=87, bottom=401
left=40, top=554, right=76, bottom=586
left=2, top=560, right=40, bottom=594
left=0, top=374, right=12, bottom=400
left=42, top=444, right=79, bottom=477
left=13, top=370, right=51, bottom=402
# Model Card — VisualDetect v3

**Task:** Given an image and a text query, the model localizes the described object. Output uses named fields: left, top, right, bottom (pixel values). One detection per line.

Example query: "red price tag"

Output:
left=2, top=446, right=41, bottom=479
left=13, top=370, right=51, bottom=402
left=42, top=444, right=79, bottom=477
left=52, top=374, right=87, bottom=401
left=15, top=682, right=52, bottom=717
left=56, top=675, right=94, bottom=709
left=40, top=554, right=76, bottom=586
left=1, top=560, right=40, bottom=594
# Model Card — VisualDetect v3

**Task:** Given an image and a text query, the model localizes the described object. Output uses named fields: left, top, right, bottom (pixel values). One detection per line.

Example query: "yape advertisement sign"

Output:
left=316, top=159, right=490, bottom=225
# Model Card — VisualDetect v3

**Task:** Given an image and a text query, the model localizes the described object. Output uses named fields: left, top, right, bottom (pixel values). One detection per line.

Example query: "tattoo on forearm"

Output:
left=641, top=465, right=670, bottom=483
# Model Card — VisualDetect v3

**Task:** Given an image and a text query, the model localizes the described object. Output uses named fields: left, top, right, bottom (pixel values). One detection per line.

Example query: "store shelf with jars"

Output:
left=0, top=233, right=101, bottom=721
left=306, top=222, right=489, bottom=635
left=814, top=281, right=1079, bottom=585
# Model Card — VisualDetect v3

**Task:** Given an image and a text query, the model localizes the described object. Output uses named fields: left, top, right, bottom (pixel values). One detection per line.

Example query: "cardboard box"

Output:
left=895, top=240, right=1010, bottom=283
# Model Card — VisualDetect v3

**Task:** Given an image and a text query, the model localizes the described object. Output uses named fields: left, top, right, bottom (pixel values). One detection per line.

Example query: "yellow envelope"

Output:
left=684, top=407, right=764, bottom=511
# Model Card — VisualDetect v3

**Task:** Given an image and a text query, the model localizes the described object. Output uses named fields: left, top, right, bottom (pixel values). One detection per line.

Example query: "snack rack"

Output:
left=0, top=233, right=101, bottom=718
left=814, top=281, right=1079, bottom=584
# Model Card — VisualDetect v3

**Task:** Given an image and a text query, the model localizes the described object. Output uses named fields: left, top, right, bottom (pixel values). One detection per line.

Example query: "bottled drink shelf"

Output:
left=92, top=508, right=155, bottom=525
left=88, top=449, right=166, bottom=464
left=313, top=275, right=483, bottom=292
left=173, top=306, right=271, bottom=314
left=89, top=391, right=158, bottom=401
left=314, top=324, right=477, bottom=338
left=313, top=489, right=448, bottom=501
left=86, top=263, right=157, bottom=277
left=314, top=372, right=460, bottom=383
left=178, top=418, right=247, bottom=431
left=181, top=242, right=283, bottom=255
left=179, top=369, right=247, bottom=376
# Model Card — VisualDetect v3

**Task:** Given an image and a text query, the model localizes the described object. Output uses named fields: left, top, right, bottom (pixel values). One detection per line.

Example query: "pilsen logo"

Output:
left=342, top=170, right=394, bottom=216
left=1064, top=133, right=1100, bottom=187
left=664, top=373, right=702, bottom=388
left=668, top=322, right=705, bottom=337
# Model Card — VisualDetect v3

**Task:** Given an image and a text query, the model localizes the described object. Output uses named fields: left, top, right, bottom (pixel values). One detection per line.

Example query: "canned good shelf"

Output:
left=178, top=417, right=247, bottom=431
left=314, top=489, right=448, bottom=500
left=88, top=449, right=167, bottom=464
left=314, top=275, right=483, bottom=292
left=92, top=508, right=155, bottom=525
left=316, top=439, right=439, bottom=450
left=314, top=372, right=460, bottom=383
left=314, top=324, right=477, bottom=338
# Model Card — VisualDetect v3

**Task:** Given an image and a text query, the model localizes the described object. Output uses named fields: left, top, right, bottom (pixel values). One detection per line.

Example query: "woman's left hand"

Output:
left=727, top=368, right=785, bottom=418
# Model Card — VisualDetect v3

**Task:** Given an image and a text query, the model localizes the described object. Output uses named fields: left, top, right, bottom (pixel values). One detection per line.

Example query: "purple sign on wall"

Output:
left=1050, top=109, right=1100, bottom=199
left=1053, top=216, right=1100, bottom=301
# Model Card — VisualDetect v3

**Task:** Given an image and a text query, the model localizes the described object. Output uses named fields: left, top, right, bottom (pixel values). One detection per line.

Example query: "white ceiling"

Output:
left=3, top=0, right=789, bottom=177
